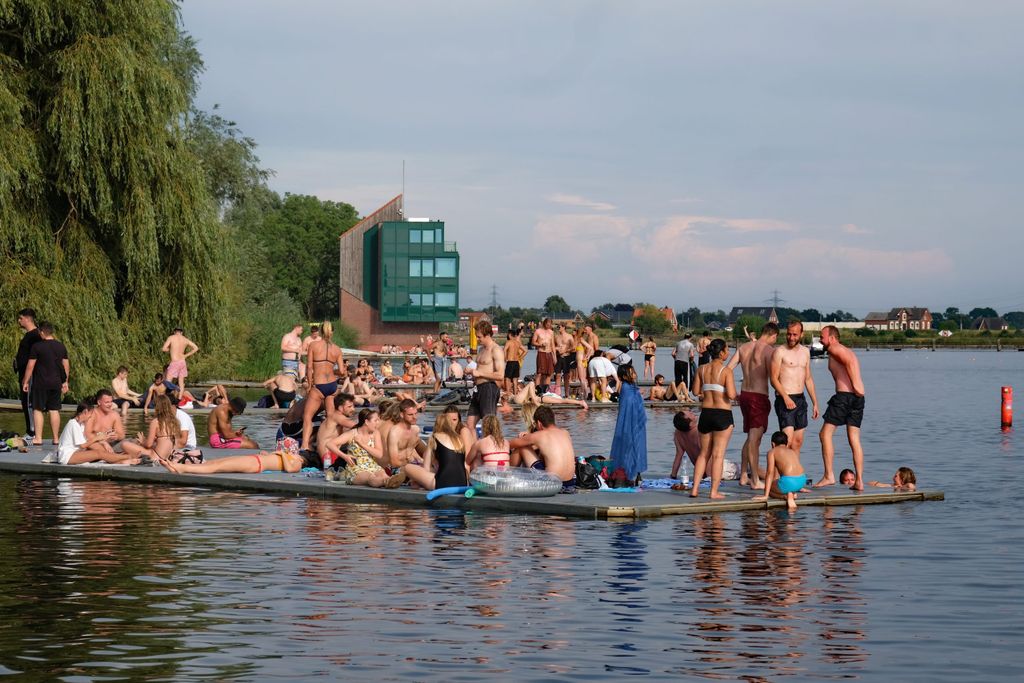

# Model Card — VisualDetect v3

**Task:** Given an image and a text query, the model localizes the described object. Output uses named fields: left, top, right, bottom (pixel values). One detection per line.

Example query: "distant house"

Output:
left=632, top=306, right=679, bottom=332
left=727, top=307, right=779, bottom=325
left=973, top=317, right=1009, bottom=331
left=864, top=307, right=932, bottom=331
left=594, top=308, right=635, bottom=327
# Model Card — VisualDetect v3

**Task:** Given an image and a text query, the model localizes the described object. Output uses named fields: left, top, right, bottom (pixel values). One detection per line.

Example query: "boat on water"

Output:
left=810, top=336, right=826, bottom=358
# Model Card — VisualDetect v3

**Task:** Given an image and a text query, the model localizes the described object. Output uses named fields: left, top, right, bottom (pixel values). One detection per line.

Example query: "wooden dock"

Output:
left=0, top=447, right=943, bottom=520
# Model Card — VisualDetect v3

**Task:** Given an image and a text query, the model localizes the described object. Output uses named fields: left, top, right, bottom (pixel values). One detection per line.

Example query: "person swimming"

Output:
left=868, top=466, right=916, bottom=492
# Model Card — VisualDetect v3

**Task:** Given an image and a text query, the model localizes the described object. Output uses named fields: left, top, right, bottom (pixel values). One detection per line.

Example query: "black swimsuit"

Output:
left=434, top=440, right=468, bottom=489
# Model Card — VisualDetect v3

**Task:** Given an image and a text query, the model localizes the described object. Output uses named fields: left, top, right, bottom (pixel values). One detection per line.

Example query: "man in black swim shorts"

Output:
left=816, top=325, right=867, bottom=491
left=467, top=321, right=506, bottom=433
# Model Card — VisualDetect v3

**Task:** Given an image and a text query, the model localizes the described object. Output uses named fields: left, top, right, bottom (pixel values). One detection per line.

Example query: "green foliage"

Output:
left=230, top=193, right=358, bottom=319
left=854, top=327, right=876, bottom=337
left=733, top=315, right=767, bottom=339
left=905, top=329, right=918, bottom=338
left=633, top=305, right=671, bottom=335
left=544, top=294, right=571, bottom=313
left=186, top=105, right=272, bottom=211
left=938, top=320, right=958, bottom=332
left=969, top=307, right=998, bottom=319
left=0, top=1, right=227, bottom=396
left=1006, top=311, right=1024, bottom=329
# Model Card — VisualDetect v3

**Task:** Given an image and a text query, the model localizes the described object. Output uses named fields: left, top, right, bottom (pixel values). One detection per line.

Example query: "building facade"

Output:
left=864, top=307, right=932, bottom=331
left=339, top=195, right=460, bottom=348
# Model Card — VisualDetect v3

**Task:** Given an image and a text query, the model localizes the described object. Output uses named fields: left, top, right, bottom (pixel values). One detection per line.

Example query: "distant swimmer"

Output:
left=770, top=321, right=819, bottom=455
left=816, top=325, right=866, bottom=490
left=162, top=327, right=199, bottom=395
left=868, top=467, right=915, bottom=492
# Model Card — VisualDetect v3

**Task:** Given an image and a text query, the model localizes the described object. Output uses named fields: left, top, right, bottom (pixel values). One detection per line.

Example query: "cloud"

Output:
left=546, top=193, right=617, bottom=211
left=529, top=213, right=638, bottom=262
left=668, top=197, right=702, bottom=204
left=666, top=214, right=798, bottom=233
left=841, top=222, right=872, bottom=235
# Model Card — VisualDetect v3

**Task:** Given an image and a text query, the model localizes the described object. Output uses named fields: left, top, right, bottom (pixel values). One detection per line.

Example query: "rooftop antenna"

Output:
left=402, top=159, right=406, bottom=206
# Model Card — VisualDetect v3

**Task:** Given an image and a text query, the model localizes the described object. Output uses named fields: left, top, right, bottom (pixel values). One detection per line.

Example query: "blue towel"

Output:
left=609, top=382, right=647, bottom=479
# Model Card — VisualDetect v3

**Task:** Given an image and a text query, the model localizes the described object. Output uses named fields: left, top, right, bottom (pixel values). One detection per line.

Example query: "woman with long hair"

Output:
left=138, top=394, right=184, bottom=461
left=404, top=407, right=468, bottom=490
left=327, top=408, right=389, bottom=487
left=467, top=414, right=510, bottom=470
left=301, top=321, right=343, bottom=451
left=688, top=338, right=736, bottom=500
left=609, top=363, right=647, bottom=486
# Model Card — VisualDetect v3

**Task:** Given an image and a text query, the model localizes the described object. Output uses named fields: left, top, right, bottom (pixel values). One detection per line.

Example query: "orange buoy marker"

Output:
left=1001, top=386, right=1013, bottom=431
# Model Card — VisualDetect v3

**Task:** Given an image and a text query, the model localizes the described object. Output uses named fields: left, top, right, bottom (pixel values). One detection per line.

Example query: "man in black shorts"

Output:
left=816, top=325, right=867, bottom=491
left=14, top=308, right=41, bottom=439
left=21, top=321, right=69, bottom=445
left=467, top=320, right=506, bottom=434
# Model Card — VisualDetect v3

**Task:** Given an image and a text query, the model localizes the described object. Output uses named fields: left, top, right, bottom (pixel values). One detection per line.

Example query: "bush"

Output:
left=855, top=327, right=877, bottom=337
left=905, top=329, right=918, bottom=338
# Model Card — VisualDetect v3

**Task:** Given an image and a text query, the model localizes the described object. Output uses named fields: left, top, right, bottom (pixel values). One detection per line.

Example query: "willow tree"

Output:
left=0, top=1, right=226, bottom=395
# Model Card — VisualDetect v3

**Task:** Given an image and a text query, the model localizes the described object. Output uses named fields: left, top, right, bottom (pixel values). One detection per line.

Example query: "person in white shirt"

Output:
left=176, top=408, right=198, bottom=449
left=587, top=351, right=619, bottom=402
left=56, top=401, right=144, bottom=465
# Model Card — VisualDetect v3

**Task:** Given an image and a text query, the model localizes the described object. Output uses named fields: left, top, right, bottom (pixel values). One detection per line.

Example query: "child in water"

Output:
left=868, top=467, right=916, bottom=492
left=839, top=468, right=856, bottom=486
left=753, top=431, right=807, bottom=510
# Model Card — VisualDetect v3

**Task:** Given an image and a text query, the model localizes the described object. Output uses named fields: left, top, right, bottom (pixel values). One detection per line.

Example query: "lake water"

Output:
left=0, top=350, right=1021, bottom=681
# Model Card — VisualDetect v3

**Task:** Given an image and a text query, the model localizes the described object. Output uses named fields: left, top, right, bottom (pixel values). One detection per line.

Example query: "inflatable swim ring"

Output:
left=469, top=465, right=562, bottom=498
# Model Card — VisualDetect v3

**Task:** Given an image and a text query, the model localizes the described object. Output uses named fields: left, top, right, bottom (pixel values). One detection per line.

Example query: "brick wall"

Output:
left=340, top=289, right=440, bottom=349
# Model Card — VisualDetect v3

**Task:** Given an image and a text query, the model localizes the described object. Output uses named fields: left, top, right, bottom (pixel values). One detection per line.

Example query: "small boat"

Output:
left=810, top=336, right=826, bottom=358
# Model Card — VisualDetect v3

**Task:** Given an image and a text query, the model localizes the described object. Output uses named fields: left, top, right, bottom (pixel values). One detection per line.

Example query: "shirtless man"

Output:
left=263, top=371, right=299, bottom=408
left=583, top=324, right=600, bottom=354
left=162, top=327, right=199, bottom=394
left=111, top=366, right=143, bottom=418
left=316, top=392, right=358, bottom=461
left=770, top=321, right=819, bottom=455
left=208, top=397, right=259, bottom=449
left=816, top=325, right=867, bottom=491
left=669, top=409, right=701, bottom=480
left=697, top=331, right=712, bottom=366
left=531, top=318, right=556, bottom=394
left=467, top=321, right=506, bottom=434
left=554, top=324, right=576, bottom=397
left=385, top=398, right=427, bottom=469
left=431, top=333, right=449, bottom=392
left=87, top=389, right=148, bottom=458
left=281, top=324, right=303, bottom=376
left=503, top=330, right=525, bottom=393
left=648, top=374, right=678, bottom=401
left=508, top=406, right=577, bottom=492
left=729, top=321, right=779, bottom=488
left=300, top=325, right=321, bottom=378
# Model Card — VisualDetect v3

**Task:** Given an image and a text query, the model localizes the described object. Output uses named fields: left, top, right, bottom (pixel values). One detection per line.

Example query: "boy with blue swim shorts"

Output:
left=752, top=431, right=807, bottom=511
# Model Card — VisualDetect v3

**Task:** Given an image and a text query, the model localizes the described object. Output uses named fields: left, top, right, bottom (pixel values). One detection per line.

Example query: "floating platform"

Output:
left=0, top=447, right=943, bottom=520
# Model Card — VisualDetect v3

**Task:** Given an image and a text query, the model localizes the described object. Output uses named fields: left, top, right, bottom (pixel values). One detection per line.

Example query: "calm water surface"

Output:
left=0, top=351, right=1021, bottom=681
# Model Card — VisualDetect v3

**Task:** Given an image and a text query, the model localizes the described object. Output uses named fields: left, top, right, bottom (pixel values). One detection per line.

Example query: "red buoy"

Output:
left=1001, top=386, right=1013, bottom=431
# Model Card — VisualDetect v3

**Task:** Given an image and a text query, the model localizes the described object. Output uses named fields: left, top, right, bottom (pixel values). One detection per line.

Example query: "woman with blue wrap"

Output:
left=609, top=363, right=647, bottom=487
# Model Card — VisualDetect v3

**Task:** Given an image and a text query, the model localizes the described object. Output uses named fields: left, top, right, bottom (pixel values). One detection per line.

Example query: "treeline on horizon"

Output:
left=484, top=296, right=1024, bottom=337
left=0, top=1, right=359, bottom=399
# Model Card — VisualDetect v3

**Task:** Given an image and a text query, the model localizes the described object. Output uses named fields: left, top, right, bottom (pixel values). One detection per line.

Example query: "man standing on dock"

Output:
left=731, top=322, right=779, bottom=489
left=532, top=318, right=556, bottom=394
left=281, top=324, right=303, bottom=376
left=467, top=321, right=505, bottom=434
left=162, top=327, right=199, bottom=395
left=816, top=325, right=867, bottom=491
left=14, top=308, right=41, bottom=439
left=21, top=321, right=68, bottom=445
left=672, top=332, right=695, bottom=390
left=431, top=333, right=450, bottom=393
left=770, top=321, right=819, bottom=455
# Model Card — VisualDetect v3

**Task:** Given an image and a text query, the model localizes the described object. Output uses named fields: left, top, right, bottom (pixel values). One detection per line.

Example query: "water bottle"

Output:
left=323, top=451, right=332, bottom=473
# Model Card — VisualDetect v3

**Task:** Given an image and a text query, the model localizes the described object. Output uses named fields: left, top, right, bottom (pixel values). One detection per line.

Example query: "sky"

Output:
left=180, top=1, right=1024, bottom=317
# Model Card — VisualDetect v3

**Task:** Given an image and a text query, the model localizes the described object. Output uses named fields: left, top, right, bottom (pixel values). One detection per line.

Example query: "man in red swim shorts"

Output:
left=729, top=322, right=779, bottom=489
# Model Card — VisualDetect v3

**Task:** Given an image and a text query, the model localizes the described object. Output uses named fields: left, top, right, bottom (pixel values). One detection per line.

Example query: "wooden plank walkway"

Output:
left=0, top=447, right=943, bottom=520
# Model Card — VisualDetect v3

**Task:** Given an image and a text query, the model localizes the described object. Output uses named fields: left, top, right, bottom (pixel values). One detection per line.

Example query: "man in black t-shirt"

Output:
left=21, top=321, right=69, bottom=445
left=14, top=308, right=42, bottom=438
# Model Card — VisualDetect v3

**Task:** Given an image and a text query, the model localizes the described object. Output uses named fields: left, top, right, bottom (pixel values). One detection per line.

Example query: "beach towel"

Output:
left=609, top=382, right=647, bottom=480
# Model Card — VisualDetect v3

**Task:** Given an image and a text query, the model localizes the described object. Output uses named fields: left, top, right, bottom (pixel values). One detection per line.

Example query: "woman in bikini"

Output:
left=160, top=448, right=304, bottom=475
left=512, top=379, right=589, bottom=410
left=405, top=408, right=469, bottom=491
left=326, top=408, right=389, bottom=487
left=301, top=321, right=344, bottom=452
left=641, top=336, right=657, bottom=380
left=467, top=414, right=510, bottom=470
left=137, top=395, right=185, bottom=461
left=574, top=328, right=594, bottom=400
left=688, top=338, right=736, bottom=500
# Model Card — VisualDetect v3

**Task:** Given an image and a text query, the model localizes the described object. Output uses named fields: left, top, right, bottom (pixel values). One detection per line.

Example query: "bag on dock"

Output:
left=169, top=448, right=204, bottom=465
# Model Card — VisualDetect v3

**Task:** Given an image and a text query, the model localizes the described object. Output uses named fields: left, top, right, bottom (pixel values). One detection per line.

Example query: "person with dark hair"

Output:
left=669, top=409, right=701, bottom=480
left=51, top=399, right=144, bottom=465
left=672, top=332, right=696, bottom=390
left=86, top=388, right=146, bottom=458
left=817, top=324, right=867, bottom=490
left=162, top=327, right=199, bottom=396
left=868, top=467, right=915, bottom=492
left=14, top=308, right=41, bottom=438
left=609, top=364, right=647, bottom=486
left=697, top=331, right=713, bottom=366
left=385, top=398, right=427, bottom=470
left=111, top=366, right=143, bottom=418
left=503, top=328, right=526, bottom=394
left=729, top=321, right=780, bottom=489
left=770, top=320, right=819, bottom=456
left=531, top=318, right=556, bottom=395
left=467, top=320, right=505, bottom=434
left=508, top=405, right=578, bottom=492
left=160, top=448, right=304, bottom=475
left=21, top=321, right=68, bottom=445
left=207, top=397, right=258, bottom=448
left=838, top=468, right=856, bottom=486
left=752, top=431, right=808, bottom=511
left=316, top=393, right=357, bottom=463
left=326, top=409, right=389, bottom=487
left=641, top=336, right=657, bottom=380
left=689, top=338, right=736, bottom=500
left=263, top=370, right=298, bottom=408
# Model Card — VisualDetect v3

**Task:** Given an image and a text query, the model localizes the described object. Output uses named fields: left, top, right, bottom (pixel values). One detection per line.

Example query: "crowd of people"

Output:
left=11, top=308, right=900, bottom=507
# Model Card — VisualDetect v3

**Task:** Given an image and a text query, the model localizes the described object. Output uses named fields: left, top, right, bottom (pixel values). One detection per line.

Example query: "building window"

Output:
left=436, top=258, right=456, bottom=278
left=409, top=293, right=421, bottom=306
left=409, top=260, right=420, bottom=276
left=410, top=230, right=421, bottom=244
left=436, top=292, right=456, bottom=307
left=421, top=229, right=435, bottom=243
left=422, top=293, right=434, bottom=306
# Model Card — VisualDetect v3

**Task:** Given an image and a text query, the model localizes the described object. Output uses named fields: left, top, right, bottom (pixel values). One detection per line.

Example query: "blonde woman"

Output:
left=138, top=394, right=186, bottom=461
left=574, top=328, right=594, bottom=400
left=301, top=321, right=343, bottom=451
left=467, top=414, right=510, bottom=470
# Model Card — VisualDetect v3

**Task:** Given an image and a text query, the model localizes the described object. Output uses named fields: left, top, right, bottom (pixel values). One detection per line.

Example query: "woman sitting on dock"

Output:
left=135, top=395, right=187, bottom=461
left=404, top=409, right=469, bottom=491
left=466, top=415, right=510, bottom=470
left=326, top=408, right=390, bottom=487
